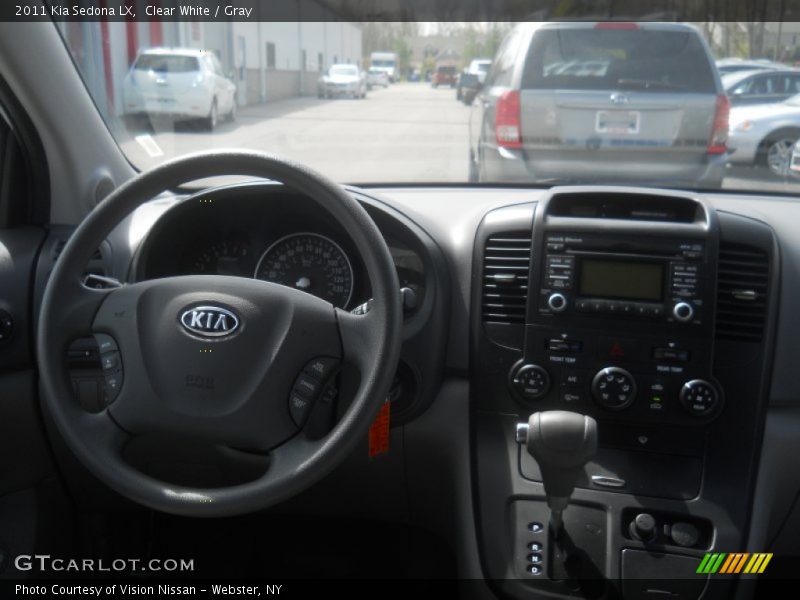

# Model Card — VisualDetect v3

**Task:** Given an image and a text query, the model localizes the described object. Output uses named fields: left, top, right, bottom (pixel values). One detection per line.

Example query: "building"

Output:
left=232, top=21, right=363, bottom=104
left=58, top=0, right=362, bottom=120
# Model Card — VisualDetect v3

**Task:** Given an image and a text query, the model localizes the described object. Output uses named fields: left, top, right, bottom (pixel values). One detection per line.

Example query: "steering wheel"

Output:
left=36, top=151, right=402, bottom=517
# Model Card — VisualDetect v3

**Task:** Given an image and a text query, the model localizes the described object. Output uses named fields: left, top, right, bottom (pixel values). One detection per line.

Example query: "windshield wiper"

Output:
left=616, top=78, right=686, bottom=91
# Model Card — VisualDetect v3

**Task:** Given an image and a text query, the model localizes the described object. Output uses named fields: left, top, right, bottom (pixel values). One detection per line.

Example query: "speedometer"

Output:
left=254, top=233, right=354, bottom=308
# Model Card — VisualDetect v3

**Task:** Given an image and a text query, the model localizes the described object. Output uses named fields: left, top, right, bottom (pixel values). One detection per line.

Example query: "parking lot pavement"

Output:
left=118, top=82, right=472, bottom=183
left=117, top=84, right=800, bottom=194
left=723, top=165, right=800, bottom=194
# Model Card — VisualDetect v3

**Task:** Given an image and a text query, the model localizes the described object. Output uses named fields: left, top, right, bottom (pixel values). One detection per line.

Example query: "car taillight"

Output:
left=496, top=90, right=522, bottom=149
left=708, top=94, right=730, bottom=155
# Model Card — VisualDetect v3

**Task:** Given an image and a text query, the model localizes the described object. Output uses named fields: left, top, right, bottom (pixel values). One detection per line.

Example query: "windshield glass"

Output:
left=133, top=54, right=200, bottom=73
left=330, top=66, right=358, bottom=76
left=56, top=19, right=800, bottom=193
left=721, top=70, right=759, bottom=89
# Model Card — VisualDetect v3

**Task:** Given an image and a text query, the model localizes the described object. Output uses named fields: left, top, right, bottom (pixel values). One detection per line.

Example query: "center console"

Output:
left=471, top=187, right=777, bottom=599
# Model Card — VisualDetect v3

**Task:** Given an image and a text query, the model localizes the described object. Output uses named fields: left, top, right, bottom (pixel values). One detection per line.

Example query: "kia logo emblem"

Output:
left=179, top=305, right=240, bottom=338
left=610, top=92, right=629, bottom=105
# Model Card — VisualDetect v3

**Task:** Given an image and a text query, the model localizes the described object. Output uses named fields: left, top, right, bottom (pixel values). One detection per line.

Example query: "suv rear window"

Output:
left=438, top=66, right=457, bottom=74
left=134, top=55, right=200, bottom=73
left=521, top=28, right=716, bottom=93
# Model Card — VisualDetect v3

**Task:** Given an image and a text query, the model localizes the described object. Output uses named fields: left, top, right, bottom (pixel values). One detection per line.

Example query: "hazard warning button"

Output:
left=597, top=337, right=639, bottom=361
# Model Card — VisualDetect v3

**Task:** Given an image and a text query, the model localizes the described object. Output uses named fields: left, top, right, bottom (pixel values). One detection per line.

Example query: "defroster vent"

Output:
left=715, top=242, right=769, bottom=342
left=482, top=232, right=532, bottom=324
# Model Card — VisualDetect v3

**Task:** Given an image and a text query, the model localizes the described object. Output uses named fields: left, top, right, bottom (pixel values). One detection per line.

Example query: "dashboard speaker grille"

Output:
left=715, top=242, right=769, bottom=343
left=482, top=232, right=531, bottom=324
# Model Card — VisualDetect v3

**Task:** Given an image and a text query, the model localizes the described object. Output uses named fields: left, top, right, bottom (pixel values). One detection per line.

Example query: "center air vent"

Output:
left=482, top=232, right=531, bottom=324
left=715, top=242, right=769, bottom=343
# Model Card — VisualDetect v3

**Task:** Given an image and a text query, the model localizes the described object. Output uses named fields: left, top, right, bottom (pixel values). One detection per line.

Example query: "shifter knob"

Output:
left=519, top=411, right=598, bottom=517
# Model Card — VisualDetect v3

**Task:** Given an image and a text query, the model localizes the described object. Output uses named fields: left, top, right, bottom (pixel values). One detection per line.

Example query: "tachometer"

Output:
left=192, top=240, right=253, bottom=277
left=254, top=233, right=354, bottom=308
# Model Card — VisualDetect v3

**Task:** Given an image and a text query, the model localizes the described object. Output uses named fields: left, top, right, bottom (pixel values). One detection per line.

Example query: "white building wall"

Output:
left=301, top=22, right=326, bottom=72
left=324, top=22, right=343, bottom=67
left=261, top=22, right=302, bottom=71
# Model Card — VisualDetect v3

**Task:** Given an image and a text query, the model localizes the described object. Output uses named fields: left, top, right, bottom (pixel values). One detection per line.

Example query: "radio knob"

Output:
left=509, top=363, right=551, bottom=401
left=672, top=302, right=694, bottom=323
left=680, top=379, right=721, bottom=417
left=592, top=367, right=637, bottom=410
left=547, top=293, right=568, bottom=313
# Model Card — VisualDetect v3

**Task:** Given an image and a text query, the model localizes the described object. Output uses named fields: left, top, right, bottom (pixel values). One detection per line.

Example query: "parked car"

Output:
left=457, top=59, right=492, bottom=101
left=318, top=64, right=367, bottom=99
left=469, top=21, right=728, bottom=188
left=366, top=68, right=389, bottom=89
left=122, top=47, right=237, bottom=130
left=723, top=68, right=800, bottom=106
left=728, top=95, right=800, bottom=176
left=467, top=58, right=492, bottom=84
left=457, top=72, right=481, bottom=104
left=432, top=65, right=458, bottom=88
left=789, top=138, right=800, bottom=175
left=716, top=57, right=785, bottom=74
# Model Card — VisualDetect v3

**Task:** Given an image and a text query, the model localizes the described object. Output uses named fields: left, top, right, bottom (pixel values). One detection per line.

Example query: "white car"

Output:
left=367, top=68, right=390, bottom=89
left=728, top=95, right=800, bottom=176
left=122, top=48, right=237, bottom=130
left=318, top=64, right=367, bottom=99
left=467, top=58, right=492, bottom=84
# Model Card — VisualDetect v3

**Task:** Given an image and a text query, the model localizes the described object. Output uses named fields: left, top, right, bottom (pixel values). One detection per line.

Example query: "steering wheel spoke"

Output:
left=336, top=307, right=384, bottom=373
left=50, top=280, right=115, bottom=348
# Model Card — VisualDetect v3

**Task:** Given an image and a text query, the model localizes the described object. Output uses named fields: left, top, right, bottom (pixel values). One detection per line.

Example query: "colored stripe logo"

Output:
left=697, top=553, right=773, bottom=574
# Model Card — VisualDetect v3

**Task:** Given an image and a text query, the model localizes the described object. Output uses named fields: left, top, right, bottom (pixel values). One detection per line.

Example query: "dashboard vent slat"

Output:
left=482, top=232, right=532, bottom=324
left=715, top=242, right=769, bottom=343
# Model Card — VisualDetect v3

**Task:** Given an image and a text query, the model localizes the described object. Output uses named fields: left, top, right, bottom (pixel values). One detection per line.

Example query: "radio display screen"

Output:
left=579, top=259, right=663, bottom=302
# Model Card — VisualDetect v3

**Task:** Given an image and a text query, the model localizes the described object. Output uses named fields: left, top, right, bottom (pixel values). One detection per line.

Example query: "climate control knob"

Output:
left=672, top=302, right=694, bottom=323
left=547, top=293, right=568, bottom=313
left=592, top=367, right=637, bottom=410
left=509, top=363, right=551, bottom=402
left=680, top=379, right=721, bottom=417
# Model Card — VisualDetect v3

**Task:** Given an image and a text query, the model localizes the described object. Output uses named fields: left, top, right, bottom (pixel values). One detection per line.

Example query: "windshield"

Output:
left=330, top=66, right=358, bottom=76
left=57, top=19, right=800, bottom=193
left=133, top=55, right=200, bottom=73
left=721, top=70, right=760, bottom=89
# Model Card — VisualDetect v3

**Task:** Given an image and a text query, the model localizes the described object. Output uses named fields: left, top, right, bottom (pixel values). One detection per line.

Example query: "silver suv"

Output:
left=468, top=22, right=728, bottom=189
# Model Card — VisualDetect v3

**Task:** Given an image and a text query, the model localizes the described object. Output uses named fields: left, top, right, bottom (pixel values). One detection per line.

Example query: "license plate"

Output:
left=596, top=110, right=640, bottom=135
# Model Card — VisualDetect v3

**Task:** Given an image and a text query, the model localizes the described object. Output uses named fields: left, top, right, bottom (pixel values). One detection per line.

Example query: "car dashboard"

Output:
left=132, top=185, right=427, bottom=316
left=28, top=182, right=800, bottom=597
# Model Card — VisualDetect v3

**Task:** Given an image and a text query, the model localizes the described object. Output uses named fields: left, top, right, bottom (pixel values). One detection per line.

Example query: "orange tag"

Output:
left=368, top=401, right=391, bottom=458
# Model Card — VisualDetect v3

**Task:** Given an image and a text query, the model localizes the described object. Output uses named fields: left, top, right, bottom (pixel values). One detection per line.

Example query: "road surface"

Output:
left=119, top=82, right=471, bottom=183
left=117, top=82, right=800, bottom=194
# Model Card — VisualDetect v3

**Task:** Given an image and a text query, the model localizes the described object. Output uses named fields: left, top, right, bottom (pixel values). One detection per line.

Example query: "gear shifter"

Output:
left=516, top=411, right=598, bottom=535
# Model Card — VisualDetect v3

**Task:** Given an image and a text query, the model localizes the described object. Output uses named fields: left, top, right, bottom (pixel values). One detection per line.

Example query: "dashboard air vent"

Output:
left=715, top=242, right=769, bottom=343
left=482, top=232, right=531, bottom=324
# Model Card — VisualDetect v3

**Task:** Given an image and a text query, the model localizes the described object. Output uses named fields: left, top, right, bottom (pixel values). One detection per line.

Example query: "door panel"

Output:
left=0, top=226, right=56, bottom=495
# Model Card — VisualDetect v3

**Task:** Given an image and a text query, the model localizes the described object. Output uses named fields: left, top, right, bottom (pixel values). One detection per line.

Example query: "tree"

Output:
left=394, top=36, right=412, bottom=80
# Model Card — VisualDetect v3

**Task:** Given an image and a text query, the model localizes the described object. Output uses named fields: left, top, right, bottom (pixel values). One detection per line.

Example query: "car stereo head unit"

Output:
left=538, top=233, right=706, bottom=325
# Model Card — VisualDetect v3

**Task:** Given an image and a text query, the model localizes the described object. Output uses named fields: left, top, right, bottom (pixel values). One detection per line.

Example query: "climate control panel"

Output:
left=506, top=326, right=722, bottom=425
